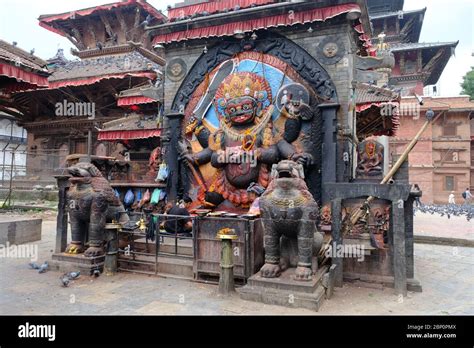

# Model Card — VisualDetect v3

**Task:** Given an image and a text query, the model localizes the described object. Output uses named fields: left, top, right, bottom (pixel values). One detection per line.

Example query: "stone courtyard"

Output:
left=0, top=211, right=472, bottom=315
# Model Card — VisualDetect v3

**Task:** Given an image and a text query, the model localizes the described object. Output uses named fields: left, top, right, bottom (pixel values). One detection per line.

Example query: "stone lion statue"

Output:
left=259, top=160, right=323, bottom=281
left=65, top=162, right=128, bottom=257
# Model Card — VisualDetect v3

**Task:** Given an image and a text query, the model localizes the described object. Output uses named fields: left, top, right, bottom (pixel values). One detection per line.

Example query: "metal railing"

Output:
left=117, top=213, right=196, bottom=276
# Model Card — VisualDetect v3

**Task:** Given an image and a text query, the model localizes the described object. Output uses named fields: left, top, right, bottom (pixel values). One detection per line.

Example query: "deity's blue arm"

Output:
left=210, top=150, right=227, bottom=168
left=192, top=148, right=213, bottom=166
left=258, top=144, right=279, bottom=164
left=277, top=139, right=297, bottom=160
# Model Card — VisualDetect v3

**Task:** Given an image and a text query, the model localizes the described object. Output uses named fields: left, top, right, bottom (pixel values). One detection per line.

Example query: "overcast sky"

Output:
left=0, top=0, right=472, bottom=96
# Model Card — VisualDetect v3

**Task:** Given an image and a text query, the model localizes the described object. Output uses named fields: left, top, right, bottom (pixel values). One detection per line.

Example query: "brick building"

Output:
left=391, top=97, right=473, bottom=204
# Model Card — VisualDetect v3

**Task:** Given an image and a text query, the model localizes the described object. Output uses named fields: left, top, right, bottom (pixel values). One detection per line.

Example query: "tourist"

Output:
left=164, top=196, right=193, bottom=236
left=413, top=184, right=422, bottom=207
left=448, top=191, right=456, bottom=206
left=463, top=188, right=472, bottom=205
left=247, top=182, right=265, bottom=215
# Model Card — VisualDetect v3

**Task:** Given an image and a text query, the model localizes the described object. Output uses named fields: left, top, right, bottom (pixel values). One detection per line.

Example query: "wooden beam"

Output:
left=69, top=24, right=86, bottom=51
left=99, top=14, right=115, bottom=43
left=423, top=48, right=445, bottom=73
left=86, top=19, right=97, bottom=48
left=133, top=7, right=141, bottom=42
left=0, top=105, right=24, bottom=118
left=115, top=10, right=130, bottom=41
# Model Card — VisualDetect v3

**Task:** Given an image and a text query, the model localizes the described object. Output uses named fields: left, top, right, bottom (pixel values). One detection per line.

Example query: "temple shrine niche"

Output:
left=356, top=139, right=384, bottom=180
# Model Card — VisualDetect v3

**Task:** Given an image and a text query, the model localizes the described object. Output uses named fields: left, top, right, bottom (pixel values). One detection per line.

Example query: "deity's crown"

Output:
left=215, top=72, right=272, bottom=109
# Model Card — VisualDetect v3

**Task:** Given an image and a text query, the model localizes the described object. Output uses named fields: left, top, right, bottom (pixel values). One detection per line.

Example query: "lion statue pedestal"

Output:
left=239, top=160, right=337, bottom=311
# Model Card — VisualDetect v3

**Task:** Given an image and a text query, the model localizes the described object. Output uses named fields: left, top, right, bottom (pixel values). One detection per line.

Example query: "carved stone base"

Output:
left=50, top=253, right=104, bottom=274
left=238, top=265, right=333, bottom=312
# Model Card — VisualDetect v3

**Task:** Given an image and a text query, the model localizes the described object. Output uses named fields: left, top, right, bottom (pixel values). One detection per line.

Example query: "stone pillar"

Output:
left=104, top=224, right=119, bottom=276
left=54, top=175, right=70, bottom=253
left=331, top=198, right=343, bottom=287
left=320, top=103, right=339, bottom=204
left=392, top=200, right=407, bottom=296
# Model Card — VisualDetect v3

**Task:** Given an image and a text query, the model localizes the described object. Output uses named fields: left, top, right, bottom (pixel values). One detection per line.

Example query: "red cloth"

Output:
left=98, top=129, right=162, bottom=141
left=118, top=96, right=157, bottom=107
left=48, top=72, right=156, bottom=90
left=168, top=0, right=274, bottom=19
left=356, top=102, right=398, bottom=113
left=0, top=63, right=48, bottom=87
left=154, top=3, right=361, bottom=44
left=39, top=0, right=166, bottom=37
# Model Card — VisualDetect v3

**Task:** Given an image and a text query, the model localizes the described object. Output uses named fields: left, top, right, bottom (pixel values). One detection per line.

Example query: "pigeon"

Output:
left=140, top=14, right=153, bottom=27
left=60, top=274, right=70, bottom=287
left=96, top=41, right=103, bottom=50
left=28, top=262, right=40, bottom=269
left=413, top=203, right=471, bottom=221
left=66, top=271, right=80, bottom=280
left=91, top=269, right=100, bottom=277
left=30, top=48, right=35, bottom=55
left=38, top=261, right=49, bottom=273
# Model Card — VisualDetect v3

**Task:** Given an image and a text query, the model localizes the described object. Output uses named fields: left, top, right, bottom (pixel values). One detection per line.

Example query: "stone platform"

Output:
left=239, top=265, right=335, bottom=311
left=0, top=217, right=42, bottom=244
left=50, top=252, right=104, bottom=274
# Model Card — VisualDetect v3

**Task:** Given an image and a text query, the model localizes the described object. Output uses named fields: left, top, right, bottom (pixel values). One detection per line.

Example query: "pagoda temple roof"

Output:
left=98, top=113, right=161, bottom=140
left=355, top=82, right=400, bottom=138
left=370, top=8, right=426, bottom=43
left=355, top=82, right=399, bottom=105
left=390, top=41, right=458, bottom=86
left=46, top=50, right=161, bottom=89
left=39, top=0, right=167, bottom=33
left=149, top=1, right=372, bottom=49
left=167, top=0, right=275, bottom=21
left=390, top=41, right=459, bottom=52
left=117, top=85, right=162, bottom=107
left=101, top=114, right=157, bottom=131
left=0, top=39, right=49, bottom=103
left=0, top=40, right=48, bottom=75
left=366, top=0, right=404, bottom=15
left=369, top=7, right=426, bottom=20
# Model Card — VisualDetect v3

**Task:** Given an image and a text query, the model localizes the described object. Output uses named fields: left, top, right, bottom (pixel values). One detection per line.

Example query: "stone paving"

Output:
left=414, top=212, right=473, bottom=240
left=0, top=213, right=473, bottom=315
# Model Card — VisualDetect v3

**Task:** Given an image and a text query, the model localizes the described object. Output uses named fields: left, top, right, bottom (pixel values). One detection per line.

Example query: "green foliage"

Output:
left=460, top=66, right=474, bottom=100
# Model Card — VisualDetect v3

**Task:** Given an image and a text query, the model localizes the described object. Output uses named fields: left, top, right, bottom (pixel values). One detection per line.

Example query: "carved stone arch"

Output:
left=171, top=32, right=338, bottom=112
left=169, top=33, right=339, bottom=205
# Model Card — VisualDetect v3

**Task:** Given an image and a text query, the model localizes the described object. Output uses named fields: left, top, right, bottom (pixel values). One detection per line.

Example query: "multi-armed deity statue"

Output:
left=178, top=67, right=324, bottom=281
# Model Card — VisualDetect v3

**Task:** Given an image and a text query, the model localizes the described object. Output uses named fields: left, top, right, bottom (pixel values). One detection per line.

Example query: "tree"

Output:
left=460, top=66, right=474, bottom=100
